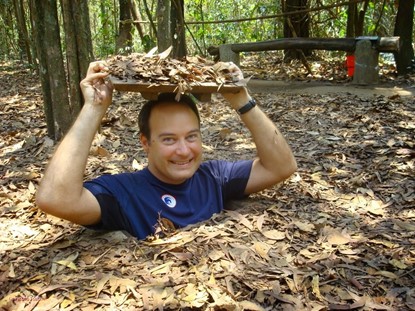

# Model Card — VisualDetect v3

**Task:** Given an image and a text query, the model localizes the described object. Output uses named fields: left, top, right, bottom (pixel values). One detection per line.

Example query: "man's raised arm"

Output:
left=36, top=62, right=113, bottom=225
left=223, top=79, right=297, bottom=194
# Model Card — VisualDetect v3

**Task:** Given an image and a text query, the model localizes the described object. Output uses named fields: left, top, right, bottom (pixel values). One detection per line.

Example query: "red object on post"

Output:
left=346, top=55, right=355, bottom=77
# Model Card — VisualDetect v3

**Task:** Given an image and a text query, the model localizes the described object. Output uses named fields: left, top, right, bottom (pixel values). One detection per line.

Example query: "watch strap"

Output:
left=237, top=99, right=256, bottom=115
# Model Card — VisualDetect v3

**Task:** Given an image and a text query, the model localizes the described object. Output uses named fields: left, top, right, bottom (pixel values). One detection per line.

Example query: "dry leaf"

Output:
left=325, top=229, right=351, bottom=245
left=262, top=229, right=286, bottom=240
left=226, top=210, right=253, bottom=230
left=54, top=252, right=79, bottom=271
left=393, top=220, right=415, bottom=231
left=256, top=213, right=266, bottom=231
left=311, top=275, right=322, bottom=300
left=293, top=221, right=315, bottom=233
left=252, top=241, right=272, bottom=260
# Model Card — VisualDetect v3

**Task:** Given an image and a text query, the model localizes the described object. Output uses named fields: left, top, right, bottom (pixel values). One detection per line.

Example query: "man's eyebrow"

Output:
left=187, top=129, right=201, bottom=135
left=158, top=129, right=200, bottom=138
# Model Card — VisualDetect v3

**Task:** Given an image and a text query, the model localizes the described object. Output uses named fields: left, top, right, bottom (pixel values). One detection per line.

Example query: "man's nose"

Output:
left=176, top=139, right=190, bottom=155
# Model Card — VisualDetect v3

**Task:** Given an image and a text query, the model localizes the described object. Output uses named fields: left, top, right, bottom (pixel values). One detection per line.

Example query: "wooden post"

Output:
left=353, top=40, right=379, bottom=85
left=219, top=44, right=240, bottom=65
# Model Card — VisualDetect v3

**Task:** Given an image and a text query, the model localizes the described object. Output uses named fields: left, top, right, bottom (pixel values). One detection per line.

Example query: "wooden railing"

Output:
left=208, top=37, right=401, bottom=85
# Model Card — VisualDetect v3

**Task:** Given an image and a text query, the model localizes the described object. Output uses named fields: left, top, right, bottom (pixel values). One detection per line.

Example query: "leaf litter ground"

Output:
left=0, top=54, right=414, bottom=310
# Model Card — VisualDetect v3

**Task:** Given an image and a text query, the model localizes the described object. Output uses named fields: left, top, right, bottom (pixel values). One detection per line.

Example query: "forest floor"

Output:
left=0, top=53, right=414, bottom=310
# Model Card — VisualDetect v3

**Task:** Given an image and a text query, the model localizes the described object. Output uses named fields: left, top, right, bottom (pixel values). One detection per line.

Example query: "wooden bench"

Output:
left=208, top=37, right=400, bottom=85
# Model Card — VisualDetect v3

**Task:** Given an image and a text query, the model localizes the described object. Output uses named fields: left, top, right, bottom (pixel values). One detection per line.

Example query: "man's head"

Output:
left=139, top=93, right=200, bottom=139
left=138, top=93, right=203, bottom=185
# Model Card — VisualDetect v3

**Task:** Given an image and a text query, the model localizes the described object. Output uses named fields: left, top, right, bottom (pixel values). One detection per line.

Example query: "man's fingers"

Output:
left=105, top=79, right=114, bottom=92
left=87, top=61, right=109, bottom=76
left=81, top=71, right=109, bottom=86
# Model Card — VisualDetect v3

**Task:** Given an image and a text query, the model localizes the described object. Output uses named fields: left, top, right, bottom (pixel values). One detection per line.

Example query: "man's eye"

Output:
left=162, top=137, right=175, bottom=144
left=187, top=134, right=199, bottom=141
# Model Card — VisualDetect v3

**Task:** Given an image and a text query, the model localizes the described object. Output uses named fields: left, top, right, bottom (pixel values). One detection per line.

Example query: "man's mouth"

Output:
left=171, top=159, right=192, bottom=166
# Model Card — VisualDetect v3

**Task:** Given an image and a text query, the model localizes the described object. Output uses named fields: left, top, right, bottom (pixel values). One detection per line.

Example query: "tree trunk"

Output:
left=71, top=0, right=94, bottom=79
left=116, top=0, right=133, bottom=53
left=393, top=0, right=414, bottom=74
left=30, top=0, right=54, bottom=138
left=156, top=0, right=171, bottom=52
left=283, top=0, right=310, bottom=60
left=130, top=0, right=145, bottom=40
left=355, top=0, right=369, bottom=37
left=13, top=0, right=32, bottom=64
left=171, top=0, right=186, bottom=58
left=61, top=0, right=94, bottom=117
left=131, top=0, right=154, bottom=52
left=31, top=0, right=72, bottom=140
left=346, top=3, right=357, bottom=37
left=61, top=0, right=82, bottom=116
left=44, top=0, right=72, bottom=139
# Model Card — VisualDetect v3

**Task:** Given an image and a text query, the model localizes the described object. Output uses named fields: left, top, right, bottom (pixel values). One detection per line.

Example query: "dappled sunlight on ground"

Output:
left=1, top=60, right=414, bottom=310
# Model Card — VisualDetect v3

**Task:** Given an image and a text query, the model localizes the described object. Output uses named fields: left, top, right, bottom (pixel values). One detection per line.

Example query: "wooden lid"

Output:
left=109, top=76, right=244, bottom=101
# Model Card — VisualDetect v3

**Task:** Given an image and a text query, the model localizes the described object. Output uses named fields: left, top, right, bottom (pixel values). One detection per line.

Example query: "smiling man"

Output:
left=36, top=61, right=297, bottom=240
left=139, top=97, right=203, bottom=185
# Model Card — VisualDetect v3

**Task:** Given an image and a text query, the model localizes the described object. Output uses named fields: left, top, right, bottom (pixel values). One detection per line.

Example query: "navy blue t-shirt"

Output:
left=84, top=160, right=253, bottom=239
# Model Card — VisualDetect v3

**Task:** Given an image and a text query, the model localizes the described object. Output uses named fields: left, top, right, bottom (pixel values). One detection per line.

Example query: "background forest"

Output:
left=1, top=0, right=414, bottom=61
left=1, top=0, right=414, bottom=140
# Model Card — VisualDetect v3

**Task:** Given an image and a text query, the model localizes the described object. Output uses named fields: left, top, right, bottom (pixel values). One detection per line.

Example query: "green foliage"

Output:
left=142, top=34, right=156, bottom=52
left=0, top=0, right=17, bottom=60
left=184, top=0, right=283, bottom=54
left=0, top=0, right=413, bottom=61
left=89, top=0, right=119, bottom=57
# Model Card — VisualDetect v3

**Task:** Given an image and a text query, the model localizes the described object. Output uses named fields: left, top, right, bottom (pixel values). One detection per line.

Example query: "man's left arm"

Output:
left=223, top=87, right=297, bottom=195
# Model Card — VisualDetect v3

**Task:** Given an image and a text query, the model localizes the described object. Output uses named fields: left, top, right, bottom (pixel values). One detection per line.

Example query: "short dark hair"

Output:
left=138, top=93, right=200, bottom=139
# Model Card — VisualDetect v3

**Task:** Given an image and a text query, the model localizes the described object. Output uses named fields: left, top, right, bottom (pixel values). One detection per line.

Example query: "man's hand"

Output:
left=213, top=61, right=244, bottom=82
left=80, top=61, right=113, bottom=109
left=218, top=62, right=252, bottom=110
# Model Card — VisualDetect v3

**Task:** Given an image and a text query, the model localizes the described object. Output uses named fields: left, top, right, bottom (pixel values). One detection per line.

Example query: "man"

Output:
left=36, top=61, right=297, bottom=240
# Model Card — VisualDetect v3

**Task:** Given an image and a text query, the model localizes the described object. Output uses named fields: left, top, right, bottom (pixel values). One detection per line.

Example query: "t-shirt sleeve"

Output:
left=205, top=160, right=253, bottom=201
left=83, top=178, right=134, bottom=233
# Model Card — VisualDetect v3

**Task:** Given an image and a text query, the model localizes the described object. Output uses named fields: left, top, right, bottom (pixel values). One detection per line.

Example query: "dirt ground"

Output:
left=1, top=58, right=414, bottom=310
left=248, top=79, right=415, bottom=98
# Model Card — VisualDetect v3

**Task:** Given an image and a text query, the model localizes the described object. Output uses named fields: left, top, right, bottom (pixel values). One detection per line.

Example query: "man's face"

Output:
left=140, top=102, right=203, bottom=184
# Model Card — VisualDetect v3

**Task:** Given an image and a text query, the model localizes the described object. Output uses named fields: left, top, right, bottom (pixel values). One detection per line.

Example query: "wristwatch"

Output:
left=237, top=99, right=257, bottom=115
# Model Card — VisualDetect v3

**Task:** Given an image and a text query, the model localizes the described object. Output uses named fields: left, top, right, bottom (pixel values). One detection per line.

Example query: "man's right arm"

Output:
left=36, top=62, right=113, bottom=225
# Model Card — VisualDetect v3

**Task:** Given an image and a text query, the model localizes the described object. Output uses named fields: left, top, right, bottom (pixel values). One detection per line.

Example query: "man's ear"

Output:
left=140, top=133, right=150, bottom=152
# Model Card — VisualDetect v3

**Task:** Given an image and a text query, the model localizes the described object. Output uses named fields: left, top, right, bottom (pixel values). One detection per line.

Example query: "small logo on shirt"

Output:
left=161, top=194, right=176, bottom=208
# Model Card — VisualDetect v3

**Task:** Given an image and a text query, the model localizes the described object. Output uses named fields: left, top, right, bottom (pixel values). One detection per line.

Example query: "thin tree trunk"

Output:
left=116, top=0, right=133, bottom=52
left=1, top=3, right=17, bottom=58
left=171, top=0, right=186, bottom=58
left=142, top=0, right=158, bottom=38
left=13, top=0, right=32, bottom=64
left=394, top=0, right=414, bottom=74
left=132, top=0, right=154, bottom=51
left=33, top=0, right=72, bottom=140
left=346, top=3, right=356, bottom=37
left=156, top=0, right=171, bottom=52
left=61, top=0, right=82, bottom=116
left=355, top=0, right=369, bottom=36
left=61, top=0, right=94, bottom=117
left=30, top=0, right=54, bottom=138
left=130, top=0, right=145, bottom=40
left=72, top=0, right=94, bottom=79
left=283, top=0, right=310, bottom=60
